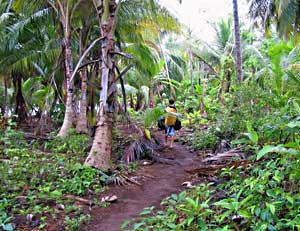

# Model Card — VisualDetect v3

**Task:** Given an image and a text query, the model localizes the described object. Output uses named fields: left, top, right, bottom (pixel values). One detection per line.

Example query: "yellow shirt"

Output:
left=165, top=106, right=177, bottom=126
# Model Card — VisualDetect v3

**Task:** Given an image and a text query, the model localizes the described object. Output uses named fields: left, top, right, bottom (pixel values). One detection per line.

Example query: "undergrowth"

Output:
left=123, top=149, right=300, bottom=230
left=0, top=127, right=105, bottom=230
left=124, top=87, right=300, bottom=231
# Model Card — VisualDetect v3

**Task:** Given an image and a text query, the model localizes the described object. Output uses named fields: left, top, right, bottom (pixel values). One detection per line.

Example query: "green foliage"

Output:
left=127, top=147, right=300, bottom=230
left=0, top=118, right=27, bottom=154
left=60, top=163, right=104, bottom=195
left=0, top=209, right=14, bottom=231
left=64, top=214, right=90, bottom=231
left=0, top=142, right=103, bottom=230
left=44, top=129, right=89, bottom=154
left=142, top=107, right=164, bottom=128
left=179, top=128, right=219, bottom=151
left=123, top=184, right=214, bottom=231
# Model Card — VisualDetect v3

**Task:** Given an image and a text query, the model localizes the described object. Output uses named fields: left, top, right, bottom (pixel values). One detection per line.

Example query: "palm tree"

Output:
left=84, top=0, right=181, bottom=170
left=248, top=0, right=300, bottom=39
left=84, top=0, right=119, bottom=170
left=0, top=1, right=59, bottom=121
left=233, top=0, right=243, bottom=83
left=202, top=19, right=234, bottom=96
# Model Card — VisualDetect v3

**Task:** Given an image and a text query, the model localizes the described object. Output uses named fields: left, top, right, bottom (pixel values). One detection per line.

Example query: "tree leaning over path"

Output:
left=232, top=0, right=243, bottom=83
left=84, top=0, right=118, bottom=170
left=84, top=0, right=180, bottom=170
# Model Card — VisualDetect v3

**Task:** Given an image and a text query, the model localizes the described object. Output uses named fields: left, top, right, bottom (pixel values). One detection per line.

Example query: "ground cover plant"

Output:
left=0, top=126, right=106, bottom=230
left=124, top=140, right=300, bottom=231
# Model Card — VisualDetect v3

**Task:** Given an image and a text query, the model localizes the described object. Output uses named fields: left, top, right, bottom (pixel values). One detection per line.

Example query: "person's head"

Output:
left=169, top=99, right=175, bottom=105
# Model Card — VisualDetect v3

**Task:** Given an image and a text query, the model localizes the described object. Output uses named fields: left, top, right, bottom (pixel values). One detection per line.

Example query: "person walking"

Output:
left=164, top=99, right=177, bottom=148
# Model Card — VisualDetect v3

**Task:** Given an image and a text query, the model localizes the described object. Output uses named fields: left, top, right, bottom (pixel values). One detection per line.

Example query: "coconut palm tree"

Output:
left=233, top=0, right=243, bottom=82
left=0, top=1, right=59, bottom=121
left=84, top=0, right=181, bottom=170
left=11, top=0, right=97, bottom=136
left=248, top=0, right=300, bottom=39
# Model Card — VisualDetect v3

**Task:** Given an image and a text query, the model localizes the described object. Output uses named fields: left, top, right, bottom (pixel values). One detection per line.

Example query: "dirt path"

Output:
left=82, top=139, right=200, bottom=231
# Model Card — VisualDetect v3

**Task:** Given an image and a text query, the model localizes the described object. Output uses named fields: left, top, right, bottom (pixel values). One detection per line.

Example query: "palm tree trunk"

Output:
left=85, top=111, right=113, bottom=169
left=135, top=93, right=144, bottom=111
left=224, top=69, right=231, bottom=93
left=232, top=0, right=243, bottom=83
left=148, top=84, right=155, bottom=108
left=129, top=94, right=134, bottom=108
left=3, top=75, right=9, bottom=118
left=58, top=24, right=74, bottom=137
left=76, top=33, right=88, bottom=133
left=88, top=66, right=97, bottom=126
left=13, top=72, right=27, bottom=122
left=189, top=46, right=194, bottom=94
left=85, top=0, right=118, bottom=170
left=76, top=69, right=88, bottom=133
left=198, top=63, right=206, bottom=113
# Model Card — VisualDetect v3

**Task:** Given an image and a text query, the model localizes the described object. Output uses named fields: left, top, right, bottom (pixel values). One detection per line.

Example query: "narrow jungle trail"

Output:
left=82, top=138, right=202, bottom=231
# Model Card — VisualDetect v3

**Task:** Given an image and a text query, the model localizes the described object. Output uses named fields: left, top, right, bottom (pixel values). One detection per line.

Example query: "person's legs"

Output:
left=169, top=127, right=175, bottom=148
left=164, top=126, right=169, bottom=146
left=170, top=136, right=174, bottom=148
left=164, top=136, right=168, bottom=146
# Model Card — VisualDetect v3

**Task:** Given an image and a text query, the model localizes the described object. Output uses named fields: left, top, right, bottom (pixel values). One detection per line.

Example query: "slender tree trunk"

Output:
left=224, top=70, right=231, bottom=93
left=198, top=63, right=206, bottom=113
left=12, top=72, right=27, bottom=122
left=88, top=66, right=97, bottom=126
left=148, top=83, right=155, bottom=108
left=58, top=23, right=74, bottom=137
left=251, top=64, right=255, bottom=82
left=189, top=45, right=194, bottom=94
left=76, top=69, right=88, bottom=133
left=85, top=0, right=118, bottom=170
left=129, top=94, right=134, bottom=109
left=233, top=0, right=243, bottom=83
left=3, top=75, right=9, bottom=118
left=76, top=33, right=88, bottom=133
left=135, top=93, right=144, bottom=111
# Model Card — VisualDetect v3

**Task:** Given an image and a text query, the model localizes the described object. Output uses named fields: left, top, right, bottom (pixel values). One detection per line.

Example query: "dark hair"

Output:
left=169, top=99, right=175, bottom=105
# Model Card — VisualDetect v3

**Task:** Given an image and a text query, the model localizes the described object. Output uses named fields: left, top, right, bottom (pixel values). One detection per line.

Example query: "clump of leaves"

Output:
left=0, top=118, right=27, bottom=151
left=179, top=128, right=219, bottom=151
left=142, top=107, right=164, bottom=128
left=44, top=129, right=90, bottom=154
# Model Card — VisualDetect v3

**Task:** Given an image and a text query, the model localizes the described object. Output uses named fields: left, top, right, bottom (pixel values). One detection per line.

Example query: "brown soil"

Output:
left=81, top=134, right=202, bottom=231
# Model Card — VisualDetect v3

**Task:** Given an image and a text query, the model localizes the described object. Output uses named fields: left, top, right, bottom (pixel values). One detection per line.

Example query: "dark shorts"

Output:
left=165, top=125, right=175, bottom=137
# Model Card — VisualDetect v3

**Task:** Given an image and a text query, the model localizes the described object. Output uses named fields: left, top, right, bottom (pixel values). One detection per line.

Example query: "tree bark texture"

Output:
left=3, top=75, right=9, bottom=118
left=189, top=46, right=194, bottom=94
left=224, top=69, right=231, bottom=93
left=76, top=32, right=88, bottom=133
left=85, top=112, right=113, bottom=170
left=148, top=84, right=155, bottom=108
left=76, top=69, right=88, bottom=133
left=13, top=72, right=27, bottom=122
left=233, top=0, right=243, bottom=83
left=58, top=19, right=75, bottom=137
left=135, top=92, right=144, bottom=111
left=85, top=0, right=118, bottom=170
